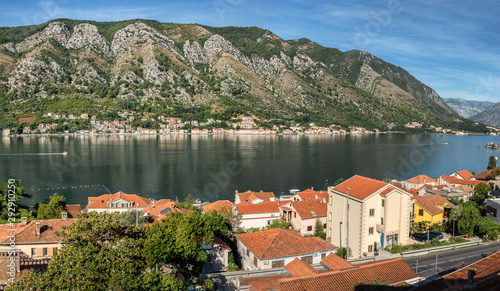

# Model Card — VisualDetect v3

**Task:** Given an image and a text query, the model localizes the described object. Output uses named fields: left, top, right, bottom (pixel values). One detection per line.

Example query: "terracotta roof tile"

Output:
left=287, top=199, right=327, bottom=219
left=1, top=219, right=77, bottom=244
left=65, top=204, right=81, bottom=214
left=203, top=200, right=235, bottom=214
left=142, top=199, right=177, bottom=218
left=406, top=175, right=436, bottom=184
left=472, top=168, right=500, bottom=180
left=296, top=189, right=329, bottom=201
left=440, top=175, right=486, bottom=187
left=236, top=190, right=276, bottom=204
left=240, top=275, right=291, bottom=291
left=236, top=200, right=288, bottom=214
left=415, top=194, right=455, bottom=216
left=320, top=253, right=355, bottom=271
left=86, top=192, right=151, bottom=210
left=278, top=258, right=421, bottom=291
left=333, top=175, right=391, bottom=200
left=454, top=170, right=473, bottom=180
left=236, top=228, right=337, bottom=259
left=285, top=258, right=319, bottom=277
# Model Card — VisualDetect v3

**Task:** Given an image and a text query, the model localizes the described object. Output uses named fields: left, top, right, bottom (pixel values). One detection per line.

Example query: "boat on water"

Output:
left=486, top=143, right=499, bottom=149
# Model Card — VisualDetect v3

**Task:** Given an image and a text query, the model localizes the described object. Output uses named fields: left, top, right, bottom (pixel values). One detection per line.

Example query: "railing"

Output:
left=400, top=240, right=480, bottom=257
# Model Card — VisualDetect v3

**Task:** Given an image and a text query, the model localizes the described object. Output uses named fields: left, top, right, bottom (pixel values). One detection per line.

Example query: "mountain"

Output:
left=443, top=98, right=495, bottom=119
left=471, top=103, right=500, bottom=127
left=0, top=19, right=485, bottom=132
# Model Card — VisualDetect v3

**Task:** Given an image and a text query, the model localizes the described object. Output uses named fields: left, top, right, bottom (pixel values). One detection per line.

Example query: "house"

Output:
left=202, top=200, right=235, bottom=215
left=235, top=228, right=337, bottom=270
left=450, top=170, right=474, bottom=180
left=202, top=237, right=232, bottom=272
left=239, top=250, right=422, bottom=290
left=413, top=194, right=455, bottom=225
left=2, top=129, right=10, bottom=136
left=65, top=204, right=82, bottom=215
left=404, top=175, right=436, bottom=190
left=141, top=199, right=191, bottom=221
left=326, top=175, right=413, bottom=258
left=290, top=188, right=329, bottom=202
left=438, top=175, right=486, bottom=189
left=234, top=201, right=288, bottom=229
left=85, top=191, right=151, bottom=214
left=235, top=190, right=277, bottom=204
left=473, top=168, right=500, bottom=181
left=486, top=198, right=500, bottom=224
left=413, top=251, right=500, bottom=291
left=0, top=213, right=76, bottom=259
left=280, top=199, right=327, bottom=236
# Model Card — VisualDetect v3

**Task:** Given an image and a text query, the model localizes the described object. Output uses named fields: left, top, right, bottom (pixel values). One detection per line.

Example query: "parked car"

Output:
left=412, top=232, right=439, bottom=242
left=429, top=231, right=443, bottom=239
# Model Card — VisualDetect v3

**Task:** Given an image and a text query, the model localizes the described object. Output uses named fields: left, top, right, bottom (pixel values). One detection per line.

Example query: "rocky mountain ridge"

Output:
left=470, top=102, right=500, bottom=128
left=0, top=19, right=484, bottom=131
left=443, top=98, right=495, bottom=119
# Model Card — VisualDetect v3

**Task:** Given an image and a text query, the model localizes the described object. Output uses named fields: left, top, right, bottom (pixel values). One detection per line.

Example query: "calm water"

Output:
left=0, top=133, right=499, bottom=207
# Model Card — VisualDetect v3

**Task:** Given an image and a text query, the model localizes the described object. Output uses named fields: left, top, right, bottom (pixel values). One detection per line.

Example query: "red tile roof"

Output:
left=296, top=189, right=329, bottom=201
left=414, top=194, right=455, bottom=216
left=65, top=204, right=81, bottom=214
left=141, top=199, right=178, bottom=221
left=333, top=175, right=391, bottom=200
left=236, top=201, right=288, bottom=214
left=203, top=200, right=235, bottom=214
left=213, top=236, right=232, bottom=251
left=240, top=275, right=291, bottom=291
left=236, top=228, right=337, bottom=259
left=454, top=170, right=473, bottom=180
left=285, top=258, right=319, bottom=277
left=287, top=199, right=327, bottom=219
left=440, top=175, right=486, bottom=187
left=86, top=191, right=151, bottom=210
left=1, top=219, right=77, bottom=244
left=278, top=258, right=421, bottom=291
left=406, top=175, right=436, bottom=184
left=472, top=168, right=500, bottom=180
left=320, top=253, right=355, bottom=271
left=413, top=251, right=500, bottom=291
left=236, top=190, right=276, bottom=203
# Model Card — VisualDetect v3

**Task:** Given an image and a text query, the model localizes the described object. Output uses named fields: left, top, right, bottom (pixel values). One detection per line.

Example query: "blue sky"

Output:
left=1, top=0, right=499, bottom=102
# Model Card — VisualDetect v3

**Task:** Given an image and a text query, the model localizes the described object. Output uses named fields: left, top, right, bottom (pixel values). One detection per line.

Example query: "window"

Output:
left=272, top=260, right=285, bottom=268
left=369, top=209, right=375, bottom=216
left=419, top=209, right=424, bottom=216
left=31, top=248, right=36, bottom=257
left=253, top=256, right=258, bottom=267
left=323, top=223, right=327, bottom=229
left=321, top=253, right=327, bottom=260
left=43, top=248, right=48, bottom=257
left=307, top=225, right=313, bottom=231
left=381, top=217, right=384, bottom=225
left=246, top=248, right=250, bottom=257
left=368, top=245, right=373, bottom=252
left=329, top=212, right=332, bottom=221
left=301, top=256, right=313, bottom=264
left=328, top=228, right=332, bottom=237
left=487, top=206, right=497, bottom=217
left=382, top=200, right=385, bottom=207
left=369, top=227, right=374, bottom=234
left=294, top=212, right=296, bottom=218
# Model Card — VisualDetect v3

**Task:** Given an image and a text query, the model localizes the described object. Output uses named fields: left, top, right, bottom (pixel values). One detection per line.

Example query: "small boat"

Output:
left=63, top=151, right=68, bottom=155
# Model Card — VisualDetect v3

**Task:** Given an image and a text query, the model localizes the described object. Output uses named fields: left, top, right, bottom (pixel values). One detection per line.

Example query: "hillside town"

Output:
left=1, top=164, right=500, bottom=290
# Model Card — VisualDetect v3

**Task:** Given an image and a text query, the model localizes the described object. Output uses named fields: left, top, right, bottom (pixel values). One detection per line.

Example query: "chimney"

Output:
left=21, top=217, right=27, bottom=226
left=315, top=195, right=318, bottom=199
left=61, top=212, right=68, bottom=221
left=35, top=222, right=41, bottom=236
left=323, top=198, right=326, bottom=203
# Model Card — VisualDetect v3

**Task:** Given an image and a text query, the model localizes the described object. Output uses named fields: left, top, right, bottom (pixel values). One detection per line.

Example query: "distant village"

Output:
left=2, top=165, right=500, bottom=290
left=3, top=111, right=499, bottom=136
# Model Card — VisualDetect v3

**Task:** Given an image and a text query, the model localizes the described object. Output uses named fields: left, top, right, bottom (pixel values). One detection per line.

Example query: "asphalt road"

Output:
left=403, top=241, right=500, bottom=277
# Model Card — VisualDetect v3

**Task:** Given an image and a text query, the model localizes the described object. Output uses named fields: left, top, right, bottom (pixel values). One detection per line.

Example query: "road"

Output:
left=402, top=241, right=500, bottom=277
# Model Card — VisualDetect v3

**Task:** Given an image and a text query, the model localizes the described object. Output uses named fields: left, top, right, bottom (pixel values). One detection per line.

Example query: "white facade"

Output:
left=486, top=198, right=500, bottom=224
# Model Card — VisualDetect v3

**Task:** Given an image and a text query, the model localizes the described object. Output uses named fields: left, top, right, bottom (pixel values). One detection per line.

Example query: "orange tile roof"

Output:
left=296, top=189, right=329, bottom=201
left=65, top=204, right=81, bottom=214
left=1, top=219, right=77, bottom=244
left=472, top=168, right=500, bottom=180
left=413, top=251, right=500, bottom=291
left=406, top=175, right=436, bottom=184
left=236, top=200, right=288, bottom=214
left=440, top=175, right=486, bottom=187
left=414, top=194, right=455, bottom=216
left=320, top=253, right=355, bottom=271
left=454, top=185, right=473, bottom=192
left=285, top=258, right=319, bottom=277
left=240, top=275, right=291, bottom=291
left=142, top=199, right=178, bottom=220
left=236, top=190, right=275, bottom=203
left=203, top=200, right=235, bottom=214
left=86, top=191, right=151, bottom=210
left=454, top=170, right=473, bottom=180
left=288, top=199, right=327, bottom=219
left=0, top=223, right=30, bottom=242
left=213, top=236, right=232, bottom=251
left=235, top=228, right=337, bottom=259
left=333, top=175, right=391, bottom=200
left=278, top=258, right=420, bottom=291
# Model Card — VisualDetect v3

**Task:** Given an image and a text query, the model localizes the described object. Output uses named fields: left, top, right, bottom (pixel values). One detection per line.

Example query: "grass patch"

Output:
left=384, top=236, right=468, bottom=254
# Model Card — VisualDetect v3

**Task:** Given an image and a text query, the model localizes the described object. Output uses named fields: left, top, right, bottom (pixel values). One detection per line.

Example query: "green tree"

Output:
left=333, top=178, right=345, bottom=186
left=313, top=219, right=326, bottom=240
left=116, top=210, right=149, bottom=227
left=176, top=194, right=198, bottom=211
left=264, top=219, right=290, bottom=230
left=0, top=179, right=32, bottom=221
left=36, top=193, right=66, bottom=219
left=470, top=183, right=492, bottom=207
left=335, top=247, right=352, bottom=259
left=488, top=155, right=497, bottom=170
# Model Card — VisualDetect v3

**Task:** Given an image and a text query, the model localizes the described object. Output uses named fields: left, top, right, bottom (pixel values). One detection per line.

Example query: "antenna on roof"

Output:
left=102, top=185, right=112, bottom=194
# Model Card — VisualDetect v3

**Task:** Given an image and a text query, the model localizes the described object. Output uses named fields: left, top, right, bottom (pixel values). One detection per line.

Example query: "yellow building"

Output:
left=413, top=194, right=455, bottom=225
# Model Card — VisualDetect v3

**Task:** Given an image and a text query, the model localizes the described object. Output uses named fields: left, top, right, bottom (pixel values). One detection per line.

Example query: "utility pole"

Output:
left=136, top=202, right=139, bottom=228
left=346, top=187, right=350, bottom=260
